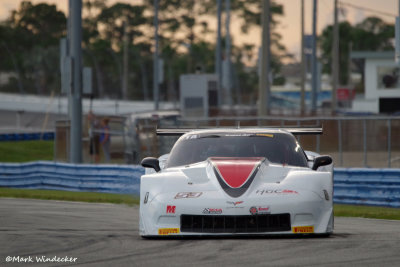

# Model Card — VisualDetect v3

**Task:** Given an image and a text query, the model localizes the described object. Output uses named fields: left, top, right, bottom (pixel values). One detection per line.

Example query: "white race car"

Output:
left=139, top=127, right=333, bottom=237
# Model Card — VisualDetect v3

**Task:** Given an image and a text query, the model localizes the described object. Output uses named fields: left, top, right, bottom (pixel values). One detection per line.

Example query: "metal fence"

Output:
left=55, top=117, right=127, bottom=164
left=54, top=115, right=400, bottom=168
left=168, top=116, right=400, bottom=168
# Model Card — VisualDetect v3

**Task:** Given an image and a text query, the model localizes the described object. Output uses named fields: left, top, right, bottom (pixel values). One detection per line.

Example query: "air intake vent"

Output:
left=180, top=213, right=291, bottom=233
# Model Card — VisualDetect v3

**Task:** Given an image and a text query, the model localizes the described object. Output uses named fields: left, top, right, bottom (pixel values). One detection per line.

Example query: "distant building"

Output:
left=0, top=72, right=17, bottom=86
left=351, top=51, right=400, bottom=114
left=179, top=74, right=218, bottom=117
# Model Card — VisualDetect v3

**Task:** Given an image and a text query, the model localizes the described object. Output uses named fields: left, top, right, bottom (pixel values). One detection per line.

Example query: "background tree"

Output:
left=0, top=1, right=66, bottom=94
left=320, top=17, right=394, bottom=90
left=95, top=3, right=149, bottom=99
left=143, top=0, right=287, bottom=103
left=320, top=21, right=353, bottom=85
left=0, top=0, right=289, bottom=104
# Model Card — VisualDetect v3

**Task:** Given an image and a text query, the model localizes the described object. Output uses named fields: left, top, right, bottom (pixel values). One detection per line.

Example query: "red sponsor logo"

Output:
left=282, top=189, right=298, bottom=194
left=249, top=207, right=258, bottom=215
left=258, top=206, right=270, bottom=212
left=166, top=205, right=176, bottom=214
left=249, top=206, right=270, bottom=215
left=226, top=201, right=244, bottom=206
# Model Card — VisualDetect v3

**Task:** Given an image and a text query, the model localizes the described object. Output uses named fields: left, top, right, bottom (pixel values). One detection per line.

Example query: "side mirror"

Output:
left=141, top=157, right=161, bottom=172
left=312, top=155, right=332, bottom=170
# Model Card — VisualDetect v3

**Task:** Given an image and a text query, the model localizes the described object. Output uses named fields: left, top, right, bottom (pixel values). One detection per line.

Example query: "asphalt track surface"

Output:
left=1, top=199, right=400, bottom=267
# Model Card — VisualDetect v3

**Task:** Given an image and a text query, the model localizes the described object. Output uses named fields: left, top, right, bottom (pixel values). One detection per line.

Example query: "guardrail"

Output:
left=0, top=161, right=143, bottom=194
left=0, top=162, right=399, bottom=207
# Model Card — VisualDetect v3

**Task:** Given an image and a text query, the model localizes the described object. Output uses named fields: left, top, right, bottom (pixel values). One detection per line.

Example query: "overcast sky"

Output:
left=0, top=0, right=397, bottom=61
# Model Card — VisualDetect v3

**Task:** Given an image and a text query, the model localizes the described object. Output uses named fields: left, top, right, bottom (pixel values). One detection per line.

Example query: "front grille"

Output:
left=180, top=213, right=291, bottom=233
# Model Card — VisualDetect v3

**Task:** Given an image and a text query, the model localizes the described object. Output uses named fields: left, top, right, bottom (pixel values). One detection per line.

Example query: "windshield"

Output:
left=166, top=132, right=308, bottom=168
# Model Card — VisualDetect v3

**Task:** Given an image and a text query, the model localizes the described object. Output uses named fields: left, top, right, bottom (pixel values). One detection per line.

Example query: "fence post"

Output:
left=363, top=119, right=367, bottom=167
left=296, top=120, right=301, bottom=142
left=338, top=119, right=342, bottom=167
left=388, top=118, right=392, bottom=168
left=316, top=119, right=320, bottom=153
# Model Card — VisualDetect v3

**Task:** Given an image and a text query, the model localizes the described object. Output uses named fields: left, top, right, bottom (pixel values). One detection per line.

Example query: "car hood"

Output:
left=156, top=157, right=329, bottom=199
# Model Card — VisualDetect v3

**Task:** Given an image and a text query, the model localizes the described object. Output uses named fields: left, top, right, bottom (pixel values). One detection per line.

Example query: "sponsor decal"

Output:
left=166, top=205, right=176, bottom=214
left=255, top=133, right=274, bottom=138
left=292, top=226, right=314, bottom=233
left=226, top=201, right=244, bottom=209
left=143, top=192, right=149, bottom=204
left=211, top=157, right=263, bottom=198
left=203, top=208, right=222, bottom=214
left=256, top=189, right=298, bottom=195
left=174, top=192, right=202, bottom=199
left=226, top=201, right=244, bottom=206
left=249, top=206, right=270, bottom=215
left=158, top=228, right=180, bottom=235
left=249, top=207, right=258, bottom=215
left=256, top=206, right=270, bottom=213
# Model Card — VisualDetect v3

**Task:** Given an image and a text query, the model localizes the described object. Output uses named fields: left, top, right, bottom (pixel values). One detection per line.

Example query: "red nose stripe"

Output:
left=211, top=158, right=263, bottom=188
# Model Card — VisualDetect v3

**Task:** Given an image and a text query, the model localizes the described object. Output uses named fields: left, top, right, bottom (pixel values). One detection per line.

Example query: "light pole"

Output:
left=69, top=0, right=83, bottom=163
left=300, top=0, right=305, bottom=115
left=153, top=0, right=159, bottom=110
left=311, top=0, right=318, bottom=113
left=332, top=0, right=339, bottom=114
left=225, top=0, right=232, bottom=105
left=258, top=0, right=271, bottom=116
left=216, top=0, right=222, bottom=107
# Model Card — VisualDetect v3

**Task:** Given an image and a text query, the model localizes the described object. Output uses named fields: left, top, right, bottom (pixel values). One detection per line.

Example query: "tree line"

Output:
left=0, top=1, right=395, bottom=102
left=0, top=0, right=287, bottom=102
left=320, top=17, right=394, bottom=93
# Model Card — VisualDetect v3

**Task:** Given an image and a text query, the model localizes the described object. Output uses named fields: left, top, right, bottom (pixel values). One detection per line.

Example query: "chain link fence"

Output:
left=55, top=115, right=400, bottom=168
left=167, top=116, right=400, bottom=168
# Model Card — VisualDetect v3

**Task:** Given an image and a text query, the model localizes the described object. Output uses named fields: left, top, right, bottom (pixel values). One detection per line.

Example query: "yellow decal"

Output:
left=292, top=226, right=314, bottom=233
left=158, top=228, right=180, bottom=235
left=256, top=133, right=274, bottom=138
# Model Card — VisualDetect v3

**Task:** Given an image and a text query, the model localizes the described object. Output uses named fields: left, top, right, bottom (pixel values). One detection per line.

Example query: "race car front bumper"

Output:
left=139, top=190, right=333, bottom=237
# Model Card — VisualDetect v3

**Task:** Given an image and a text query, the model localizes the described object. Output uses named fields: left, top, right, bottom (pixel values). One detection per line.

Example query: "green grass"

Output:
left=0, top=188, right=139, bottom=206
left=334, top=204, right=400, bottom=220
left=0, top=140, right=54, bottom=162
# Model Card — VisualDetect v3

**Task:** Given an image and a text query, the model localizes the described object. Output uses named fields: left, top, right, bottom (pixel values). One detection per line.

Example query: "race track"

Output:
left=1, top=198, right=399, bottom=267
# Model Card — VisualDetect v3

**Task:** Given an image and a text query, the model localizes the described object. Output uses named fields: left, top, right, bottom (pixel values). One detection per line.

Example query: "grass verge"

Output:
left=0, top=140, right=53, bottom=162
left=334, top=204, right=400, bottom=220
left=0, top=188, right=139, bottom=206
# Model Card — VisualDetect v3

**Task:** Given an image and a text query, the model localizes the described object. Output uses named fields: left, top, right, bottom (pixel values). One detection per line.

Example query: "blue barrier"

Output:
left=334, top=168, right=400, bottom=208
left=0, top=132, right=54, bottom=141
left=0, top=161, right=143, bottom=195
left=0, top=162, right=399, bottom=207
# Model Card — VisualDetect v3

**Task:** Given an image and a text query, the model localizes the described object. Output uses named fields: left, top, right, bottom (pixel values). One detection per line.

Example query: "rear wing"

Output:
left=156, top=126, right=323, bottom=136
